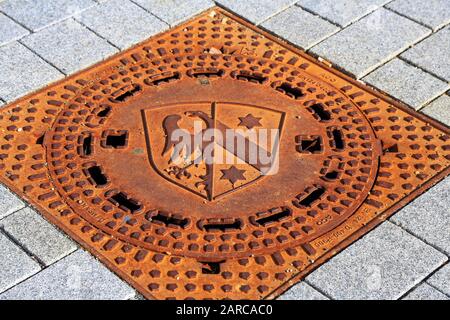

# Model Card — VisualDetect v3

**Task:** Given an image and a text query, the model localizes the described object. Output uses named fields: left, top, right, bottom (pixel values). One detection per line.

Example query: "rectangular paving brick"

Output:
left=391, top=176, right=450, bottom=255
left=0, top=184, right=25, bottom=220
left=297, top=0, right=391, bottom=27
left=277, top=282, right=329, bottom=300
left=0, top=42, right=63, bottom=101
left=0, top=0, right=95, bottom=31
left=21, top=19, right=118, bottom=75
left=0, top=207, right=77, bottom=266
left=403, top=283, right=449, bottom=300
left=133, top=0, right=214, bottom=26
left=77, top=0, right=168, bottom=50
left=401, top=26, right=450, bottom=81
left=306, top=222, right=448, bottom=300
left=261, top=6, right=339, bottom=50
left=421, top=95, right=450, bottom=126
left=216, top=0, right=298, bottom=24
left=387, top=0, right=450, bottom=31
left=311, top=8, right=431, bottom=78
left=0, top=250, right=135, bottom=300
left=363, top=59, right=449, bottom=109
left=0, top=232, right=40, bottom=293
left=0, top=12, right=29, bottom=46
left=427, top=264, right=450, bottom=296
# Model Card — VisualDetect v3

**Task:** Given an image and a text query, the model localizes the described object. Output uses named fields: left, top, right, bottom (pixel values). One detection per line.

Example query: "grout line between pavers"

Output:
left=418, top=92, right=450, bottom=113
left=0, top=3, right=98, bottom=34
left=303, top=279, right=334, bottom=300
left=301, top=1, right=397, bottom=51
left=383, top=6, right=434, bottom=31
left=0, top=227, right=46, bottom=268
left=398, top=262, right=450, bottom=299
left=128, top=0, right=172, bottom=26
left=389, top=218, right=449, bottom=258
left=294, top=3, right=342, bottom=28
left=0, top=10, right=33, bottom=33
left=0, top=249, right=82, bottom=296
left=73, top=16, right=121, bottom=51
left=398, top=56, right=450, bottom=85
left=17, top=39, right=67, bottom=76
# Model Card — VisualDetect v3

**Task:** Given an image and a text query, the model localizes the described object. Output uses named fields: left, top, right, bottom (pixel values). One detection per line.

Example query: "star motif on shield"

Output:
left=238, top=114, right=262, bottom=129
left=220, top=166, right=246, bottom=185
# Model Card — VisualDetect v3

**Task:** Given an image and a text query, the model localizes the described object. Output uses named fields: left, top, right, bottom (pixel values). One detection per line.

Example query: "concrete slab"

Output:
left=133, top=0, right=214, bottom=26
left=0, top=250, right=135, bottom=300
left=0, top=42, right=63, bottom=101
left=387, top=0, right=450, bottom=31
left=391, top=176, right=450, bottom=255
left=363, top=59, right=449, bottom=109
left=403, top=283, right=449, bottom=300
left=311, top=8, right=431, bottom=78
left=261, top=6, right=339, bottom=49
left=297, top=0, right=391, bottom=27
left=278, top=282, right=329, bottom=300
left=421, top=94, right=450, bottom=125
left=0, top=232, right=40, bottom=293
left=402, top=26, right=450, bottom=81
left=306, top=222, right=448, bottom=300
left=77, top=0, right=168, bottom=49
left=0, top=12, right=29, bottom=46
left=216, top=0, right=298, bottom=24
left=21, top=19, right=117, bottom=74
left=0, top=208, right=77, bottom=266
left=427, top=264, right=450, bottom=296
left=0, top=0, right=95, bottom=31
left=0, top=184, right=25, bottom=220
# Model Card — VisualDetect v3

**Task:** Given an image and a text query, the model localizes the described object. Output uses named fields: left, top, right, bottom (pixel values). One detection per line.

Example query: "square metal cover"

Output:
left=0, top=7, right=449, bottom=299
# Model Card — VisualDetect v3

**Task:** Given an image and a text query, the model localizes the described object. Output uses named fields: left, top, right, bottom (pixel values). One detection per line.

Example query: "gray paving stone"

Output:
left=0, top=249, right=135, bottom=300
left=0, top=42, right=63, bottom=101
left=363, top=59, right=449, bottom=109
left=402, top=26, right=450, bottom=81
left=278, top=282, right=329, bottom=300
left=421, top=95, right=450, bottom=126
left=391, top=176, right=450, bottom=255
left=0, top=12, right=29, bottom=46
left=78, top=0, right=168, bottom=50
left=0, top=0, right=95, bottom=31
left=133, top=0, right=214, bottom=26
left=21, top=19, right=117, bottom=75
left=261, top=6, right=339, bottom=50
left=0, top=232, right=40, bottom=293
left=403, top=283, right=449, bottom=300
left=427, top=264, right=450, bottom=296
left=0, top=184, right=25, bottom=220
left=297, top=0, right=390, bottom=27
left=310, top=8, right=431, bottom=78
left=216, top=0, right=298, bottom=24
left=387, top=0, right=450, bottom=31
left=0, top=207, right=76, bottom=266
left=306, top=222, right=448, bottom=300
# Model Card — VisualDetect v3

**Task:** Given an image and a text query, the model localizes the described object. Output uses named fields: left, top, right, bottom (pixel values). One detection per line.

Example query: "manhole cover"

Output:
left=0, top=7, right=449, bottom=299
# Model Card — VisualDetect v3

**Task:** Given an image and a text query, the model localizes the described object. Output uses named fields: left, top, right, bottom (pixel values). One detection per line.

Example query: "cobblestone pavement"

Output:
left=0, top=0, right=449, bottom=300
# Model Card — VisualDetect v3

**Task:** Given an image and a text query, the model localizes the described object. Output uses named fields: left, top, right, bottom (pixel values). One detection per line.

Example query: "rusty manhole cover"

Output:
left=1, top=7, right=449, bottom=300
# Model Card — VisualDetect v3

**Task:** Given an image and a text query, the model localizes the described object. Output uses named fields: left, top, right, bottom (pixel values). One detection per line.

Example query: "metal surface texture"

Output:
left=0, top=7, right=449, bottom=299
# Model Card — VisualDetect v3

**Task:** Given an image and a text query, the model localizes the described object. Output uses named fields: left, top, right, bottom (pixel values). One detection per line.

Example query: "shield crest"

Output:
left=142, top=102, right=284, bottom=201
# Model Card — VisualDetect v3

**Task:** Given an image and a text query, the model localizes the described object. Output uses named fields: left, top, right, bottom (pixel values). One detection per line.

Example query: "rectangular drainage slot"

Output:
left=254, top=207, right=292, bottom=226
left=150, top=213, right=189, bottom=229
left=110, top=192, right=142, bottom=213
left=294, top=186, right=325, bottom=208
left=87, top=165, right=108, bottom=187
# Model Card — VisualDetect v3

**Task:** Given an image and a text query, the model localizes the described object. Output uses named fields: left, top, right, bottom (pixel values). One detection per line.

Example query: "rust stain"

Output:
left=0, top=7, right=449, bottom=300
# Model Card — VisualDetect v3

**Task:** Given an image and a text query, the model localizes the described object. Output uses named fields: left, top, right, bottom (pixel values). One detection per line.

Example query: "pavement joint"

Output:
left=129, top=0, right=184, bottom=27
left=17, top=39, right=67, bottom=77
left=0, top=225, right=45, bottom=268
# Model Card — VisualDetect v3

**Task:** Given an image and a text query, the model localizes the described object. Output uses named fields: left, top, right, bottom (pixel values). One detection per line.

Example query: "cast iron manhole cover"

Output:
left=1, top=7, right=449, bottom=299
